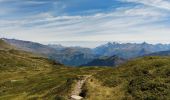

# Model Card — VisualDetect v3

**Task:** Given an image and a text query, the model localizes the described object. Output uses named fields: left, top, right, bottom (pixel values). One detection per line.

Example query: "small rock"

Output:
left=71, top=95, right=83, bottom=100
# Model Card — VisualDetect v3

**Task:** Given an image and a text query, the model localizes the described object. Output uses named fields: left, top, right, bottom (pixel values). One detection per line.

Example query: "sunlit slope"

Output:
left=85, top=56, right=170, bottom=100
left=0, top=40, right=104, bottom=100
left=0, top=40, right=65, bottom=99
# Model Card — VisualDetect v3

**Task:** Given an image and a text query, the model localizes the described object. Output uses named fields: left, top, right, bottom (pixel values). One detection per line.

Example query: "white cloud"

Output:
left=121, top=0, right=170, bottom=10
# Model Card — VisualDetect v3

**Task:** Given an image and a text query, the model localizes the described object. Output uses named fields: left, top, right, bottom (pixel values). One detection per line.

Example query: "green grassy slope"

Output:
left=85, top=56, right=170, bottom=100
left=0, top=40, right=104, bottom=100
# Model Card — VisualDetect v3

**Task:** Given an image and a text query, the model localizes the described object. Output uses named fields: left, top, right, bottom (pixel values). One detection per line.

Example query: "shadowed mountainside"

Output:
left=50, top=47, right=98, bottom=66
left=146, top=50, right=170, bottom=56
left=81, top=55, right=126, bottom=67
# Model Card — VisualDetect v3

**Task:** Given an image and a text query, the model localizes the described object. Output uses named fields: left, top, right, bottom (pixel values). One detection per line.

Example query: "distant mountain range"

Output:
left=93, top=42, right=170, bottom=58
left=2, top=38, right=170, bottom=66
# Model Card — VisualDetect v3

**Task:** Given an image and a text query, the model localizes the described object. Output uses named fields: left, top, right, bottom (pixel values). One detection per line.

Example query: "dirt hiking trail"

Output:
left=70, top=75, right=91, bottom=100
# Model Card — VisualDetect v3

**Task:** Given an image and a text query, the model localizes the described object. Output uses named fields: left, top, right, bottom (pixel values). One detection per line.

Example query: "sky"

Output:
left=0, top=0, right=170, bottom=47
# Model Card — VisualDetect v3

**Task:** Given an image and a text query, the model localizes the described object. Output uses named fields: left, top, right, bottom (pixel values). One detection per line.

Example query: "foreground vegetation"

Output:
left=85, top=56, right=170, bottom=100
left=0, top=48, right=104, bottom=100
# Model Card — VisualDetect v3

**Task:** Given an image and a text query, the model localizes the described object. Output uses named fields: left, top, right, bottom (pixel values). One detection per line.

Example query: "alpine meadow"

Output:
left=0, top=0, right=170, bottom=100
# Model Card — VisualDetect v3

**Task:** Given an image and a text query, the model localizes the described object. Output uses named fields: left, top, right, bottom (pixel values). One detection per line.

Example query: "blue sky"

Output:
left=0, top=0, right=170, bottom=46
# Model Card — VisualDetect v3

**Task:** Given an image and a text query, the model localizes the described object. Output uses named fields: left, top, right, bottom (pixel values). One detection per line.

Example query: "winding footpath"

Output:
left=70, top=75, right=91, bottom=100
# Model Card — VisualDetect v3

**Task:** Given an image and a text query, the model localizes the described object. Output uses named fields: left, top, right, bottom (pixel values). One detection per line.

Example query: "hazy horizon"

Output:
left=45, top=40, right=170, bottom=48
left=2, top=37, right=170, bottom=48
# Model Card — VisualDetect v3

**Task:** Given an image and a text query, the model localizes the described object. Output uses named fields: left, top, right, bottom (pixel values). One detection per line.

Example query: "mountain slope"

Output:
left=84, top=56, right=170, bottom=100
left=0, top=39, right=69, bottom=99
left=3, top=38, right=57, bottom=56
left=51, top=47, right=97, bottom=66
left=0, top=39, right=14, bottom=50
left=0, top=40, right=69, bottom=99
left=82, top=55, right=125, bottom=67
left=3, top=38, right=97, bottom=66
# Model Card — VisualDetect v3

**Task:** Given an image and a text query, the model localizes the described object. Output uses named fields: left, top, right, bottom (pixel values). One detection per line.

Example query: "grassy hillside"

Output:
left=0, top=39, right=102, bottom=100
left=0, top=40, right=104, bottom=100
left=0, top=39, right=13, bottom=50
left=85, top=56, right=170, bottom=100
